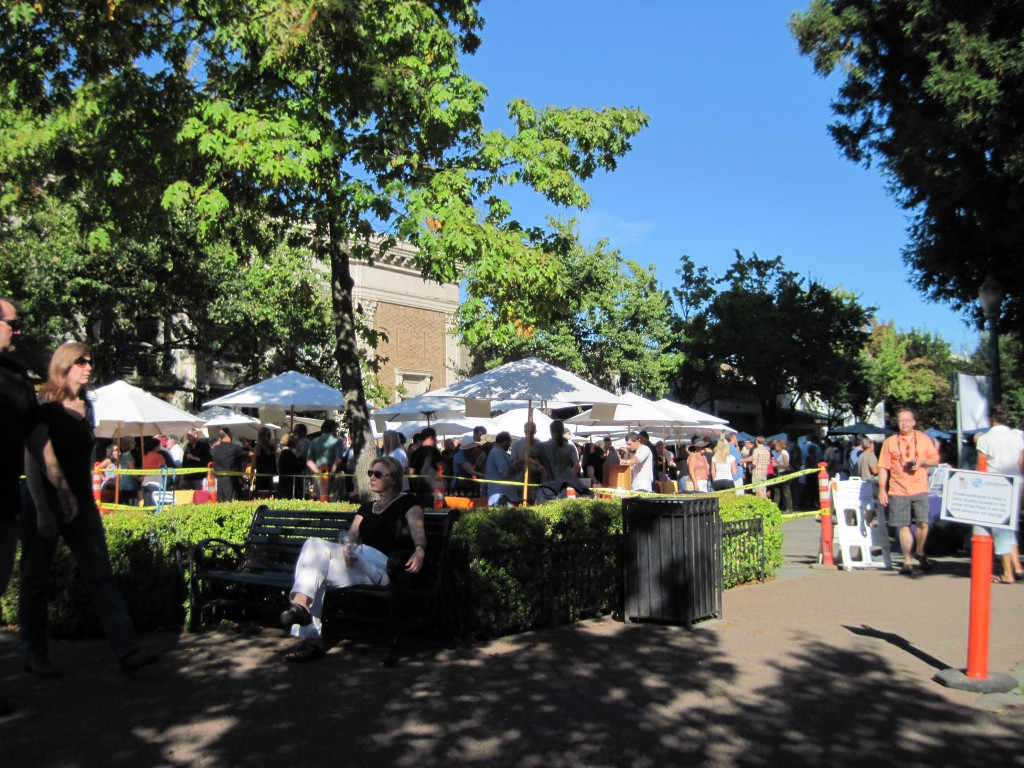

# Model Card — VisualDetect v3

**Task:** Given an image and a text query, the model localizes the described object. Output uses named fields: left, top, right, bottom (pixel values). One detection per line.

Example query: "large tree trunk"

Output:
left=328, top=223, right=376, bottom=501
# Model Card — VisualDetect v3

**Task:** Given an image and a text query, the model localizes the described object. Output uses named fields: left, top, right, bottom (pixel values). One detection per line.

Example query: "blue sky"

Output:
left=461, top=0, right=980, bottom=354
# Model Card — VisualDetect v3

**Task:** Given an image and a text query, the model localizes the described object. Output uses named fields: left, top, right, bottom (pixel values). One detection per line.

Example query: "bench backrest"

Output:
left=242, top=507, right=356, bottom=575
left=241, top=506, right=458, bottom=576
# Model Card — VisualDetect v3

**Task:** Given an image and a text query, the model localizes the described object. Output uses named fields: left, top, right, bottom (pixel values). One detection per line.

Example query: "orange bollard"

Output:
left=433, top=467, right=445, bottom=509
left=566, top=486, right=576, bottom=498
left=818, top=462, right=834, bottom=566
left=966, top=533, right=994, bottom=679
left=319, top=463, right=329, bottom=502
left=207, top=462, right=217, bottom=503
left=92, top=462, right=106, bottom=512
left=92, top=462, right=103, bottom=503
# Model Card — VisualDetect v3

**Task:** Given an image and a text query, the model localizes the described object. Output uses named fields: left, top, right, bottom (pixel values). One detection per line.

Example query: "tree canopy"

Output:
left=790, top=0, right=1024, bottom=331
left=459, top=218, right=678, bottom=398
left=1, top=1, right=648, bottom=494
left=673, top=251, right=873, bottom=430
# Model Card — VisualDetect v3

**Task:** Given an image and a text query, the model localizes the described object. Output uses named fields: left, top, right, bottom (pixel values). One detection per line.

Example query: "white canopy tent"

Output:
left=197, top=406, right=279, bottom=441
left=93, top=380, right=205, bottom=505
left=93, top=381, right=204, bottom=439
left=428, top=357, right=623, bottom=499
left=203, top=371, right=350, bottom=429
left=372, top=393, right=467, bottom=428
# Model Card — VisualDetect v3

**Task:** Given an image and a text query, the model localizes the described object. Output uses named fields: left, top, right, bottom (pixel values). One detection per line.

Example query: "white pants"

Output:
left=288, top=538, right=389, bottom=640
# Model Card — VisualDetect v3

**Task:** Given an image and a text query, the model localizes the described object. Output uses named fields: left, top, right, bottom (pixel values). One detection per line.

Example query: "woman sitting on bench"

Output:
left=279, top=455, right=428, bottom=663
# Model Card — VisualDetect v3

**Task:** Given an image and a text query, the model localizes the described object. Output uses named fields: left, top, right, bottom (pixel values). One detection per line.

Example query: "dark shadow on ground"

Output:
left=0, top=618, right=733, bottom=768
left=3, top=613, right=1022, bottom=768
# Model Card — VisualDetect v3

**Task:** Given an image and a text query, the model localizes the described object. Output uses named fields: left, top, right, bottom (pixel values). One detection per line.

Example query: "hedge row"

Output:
left=1, top=494, right=782, bottom=642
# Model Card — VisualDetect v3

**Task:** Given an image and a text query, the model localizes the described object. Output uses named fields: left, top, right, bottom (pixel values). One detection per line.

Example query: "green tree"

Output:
left=0, top=195, right=338, bottom=405
left=460, top=219, right=677, bottom=397
left=858, top=322, right=965, bottom=428
left=1, top=1, right=648, bottom=496
left=674, top=251, right=873, bottom=430
left=791, top=0, right=1024, bottom=331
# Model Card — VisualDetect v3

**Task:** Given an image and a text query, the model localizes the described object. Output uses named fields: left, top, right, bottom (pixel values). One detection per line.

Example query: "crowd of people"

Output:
left=4, top=292, right=1021, bottom=673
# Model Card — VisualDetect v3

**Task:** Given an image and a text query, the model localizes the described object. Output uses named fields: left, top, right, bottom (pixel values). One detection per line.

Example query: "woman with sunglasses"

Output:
left=20, top=342, right=158, bottom=676
left=279, top=455, right=427, bottom=663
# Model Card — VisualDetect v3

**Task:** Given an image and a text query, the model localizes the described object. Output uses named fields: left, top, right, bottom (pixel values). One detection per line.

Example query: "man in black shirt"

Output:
left=181, top=428, right=213, bottom=490
left=0, top=297, right=74, bottom=714
left=407, top=427, right=445, bottom=503
left=211, top=428, right=246, bottom=502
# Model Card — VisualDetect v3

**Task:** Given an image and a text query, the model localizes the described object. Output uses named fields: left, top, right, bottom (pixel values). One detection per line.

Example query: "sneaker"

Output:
left=916, top=554, right=933, bottom=572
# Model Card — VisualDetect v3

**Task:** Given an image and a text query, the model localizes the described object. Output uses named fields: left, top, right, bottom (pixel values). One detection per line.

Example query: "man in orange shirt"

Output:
left=878, top=408, right=940, bottom=575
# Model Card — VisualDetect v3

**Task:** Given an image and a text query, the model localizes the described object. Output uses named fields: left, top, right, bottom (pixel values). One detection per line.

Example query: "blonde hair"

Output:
left=373, top=455, right=405, bottom=487
left=713, top=439, right=731, bottom=464
left=39, top=341, right=91, bottom=404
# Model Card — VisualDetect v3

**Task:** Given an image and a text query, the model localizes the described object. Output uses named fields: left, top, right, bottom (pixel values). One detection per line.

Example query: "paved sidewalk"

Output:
left=2, top=517, right=1022, bottom=768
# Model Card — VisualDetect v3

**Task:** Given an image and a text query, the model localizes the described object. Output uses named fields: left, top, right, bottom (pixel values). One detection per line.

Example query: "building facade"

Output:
left=347, top=237, right=468, bottom=403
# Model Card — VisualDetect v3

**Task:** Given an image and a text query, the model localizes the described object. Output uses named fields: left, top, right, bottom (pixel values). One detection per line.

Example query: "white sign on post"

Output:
left=940, top=469, right=1020, bottom=531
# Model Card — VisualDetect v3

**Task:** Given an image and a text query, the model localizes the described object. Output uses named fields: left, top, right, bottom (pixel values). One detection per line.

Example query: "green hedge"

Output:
left=1, top=495, right=782, bottom=642
left=718, top=493, right=785, bottom=587
left=0, top=500, right=358, bottom=635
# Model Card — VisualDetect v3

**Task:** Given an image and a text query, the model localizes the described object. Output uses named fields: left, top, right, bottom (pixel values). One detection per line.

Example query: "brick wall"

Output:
left=373, top=301, right=448, bottom=395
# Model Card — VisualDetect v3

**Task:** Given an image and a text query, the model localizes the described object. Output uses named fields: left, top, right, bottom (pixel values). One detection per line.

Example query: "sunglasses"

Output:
left=366, top=469, right=388, bottom=479
left=1, top=316, right=21, bottom=332
left=73, top=356, right=93, bottom=368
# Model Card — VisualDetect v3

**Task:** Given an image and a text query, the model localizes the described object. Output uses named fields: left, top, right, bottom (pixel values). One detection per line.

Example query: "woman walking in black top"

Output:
left=20, top=342, right=158, bottom=676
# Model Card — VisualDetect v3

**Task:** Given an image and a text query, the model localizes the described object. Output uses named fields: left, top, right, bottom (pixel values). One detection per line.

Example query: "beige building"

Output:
left=350, top=237, right=467, bottom=403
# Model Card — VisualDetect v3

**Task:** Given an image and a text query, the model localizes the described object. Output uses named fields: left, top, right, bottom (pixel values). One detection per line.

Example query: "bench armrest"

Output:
left=192, top=537, right=246, bottom=570
left=386, top=549, right=438, bottom=593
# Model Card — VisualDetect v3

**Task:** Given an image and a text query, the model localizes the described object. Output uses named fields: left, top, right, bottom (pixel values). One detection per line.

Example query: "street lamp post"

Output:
left=978, top=275, right=1004, bottom=405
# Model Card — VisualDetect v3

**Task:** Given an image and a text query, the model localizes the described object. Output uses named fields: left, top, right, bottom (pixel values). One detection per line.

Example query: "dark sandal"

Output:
left=915, top=554, right=933, bottom=572
left=279, top=603, right=313, bottom=627
left=283, top=643, right=325, bottom=663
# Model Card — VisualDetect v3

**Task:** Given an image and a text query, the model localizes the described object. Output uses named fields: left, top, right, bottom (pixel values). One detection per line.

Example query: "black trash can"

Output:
left=622, top=496, right=723, bottom=627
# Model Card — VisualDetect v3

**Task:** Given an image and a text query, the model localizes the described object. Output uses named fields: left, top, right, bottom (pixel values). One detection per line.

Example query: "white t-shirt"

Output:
left=977, top=425, right=1024, bottom=477
left=631, top=443, right=654, bottom=492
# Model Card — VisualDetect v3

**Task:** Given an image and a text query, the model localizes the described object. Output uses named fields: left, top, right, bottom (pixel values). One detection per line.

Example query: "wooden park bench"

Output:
left=185, top=505, right=459, bottom=665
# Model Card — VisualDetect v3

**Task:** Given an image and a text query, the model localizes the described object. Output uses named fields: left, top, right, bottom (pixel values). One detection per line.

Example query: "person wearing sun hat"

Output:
left=451, top=432, right=482, bottom=495
left=685, top=436, right=712, bottom=492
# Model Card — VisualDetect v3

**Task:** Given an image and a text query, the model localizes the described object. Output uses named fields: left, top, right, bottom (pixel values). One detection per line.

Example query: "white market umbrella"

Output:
left=392, top=418, right=496, bottom=439
left=429, top=357, right=623, bottom=499
left=203, top=371, right=349, bottom=429
left=654, top=398, right=729, bottom=426
left=489, top=408, right=554, bottom=439
left=429, top=357, right=622, bottom=406
left=93, top=381, right=204, bottom=438
left=567, top=392, right=703, bottom=429
left=373, top=393, right=467, bottom=426
left=198, top=407, right=278, bottom=441
left=93, top=381, right=204, bottom=505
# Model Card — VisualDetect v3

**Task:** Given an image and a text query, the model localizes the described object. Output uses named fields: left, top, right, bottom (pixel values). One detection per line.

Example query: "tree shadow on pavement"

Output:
left=2, top=617, right=1022, bottom=768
